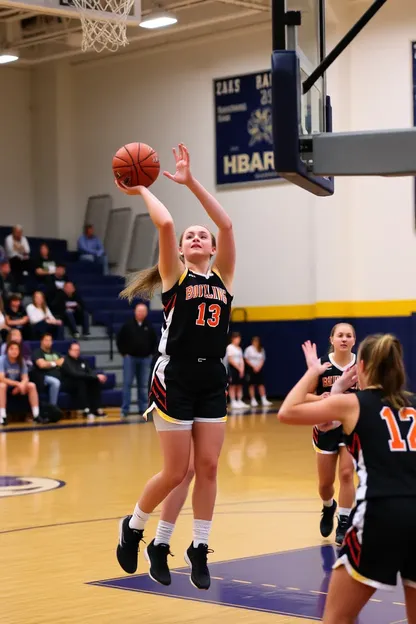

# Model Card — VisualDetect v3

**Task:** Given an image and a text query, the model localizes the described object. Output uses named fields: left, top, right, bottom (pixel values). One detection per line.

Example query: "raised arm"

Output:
left=164, top=144, right=235, bottom=291
left=115, top=181, right=183, bottom=292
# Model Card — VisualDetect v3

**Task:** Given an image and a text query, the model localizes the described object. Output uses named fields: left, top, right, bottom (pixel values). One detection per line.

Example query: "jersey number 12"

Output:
left=380, top=406, right=416, bottom=451
left=196, top=303, right=221, bottom=328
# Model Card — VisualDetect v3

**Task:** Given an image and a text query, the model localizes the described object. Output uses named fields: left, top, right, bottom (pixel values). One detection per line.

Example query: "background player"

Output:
left=115, top=143, right=235, bottom=591
left=226, top=332, right=248, bottom=409
left=278, top=334, right=416, bottom=624
left=244, top=335, right=272, bottom=408
left=302, top=323, right=357, bottom=545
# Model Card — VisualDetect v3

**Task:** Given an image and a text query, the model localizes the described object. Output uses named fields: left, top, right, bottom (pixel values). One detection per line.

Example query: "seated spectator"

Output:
left=45, top=264, right=69, bottom=306
left=77, top=224, right=108, bottom=275
left=31, top=333, right=62, bottom=406
left=0, top=261, right=14, bottom=300
left=5, top=225, right=31, bottom=287
left=1, top=328, right=32, bottom=368
left=61, top=341, right=106, bottom=417
left=33, top=243, right=56, bottom=284
left=26, top=291, right=63, bottom=339
left=5, top=294, right=31, bottom=340
left=0, top=341, right=40, bottom=426
left=0, top=295, right=10, bottom=341
left=52, top=282, right=90, bottom=338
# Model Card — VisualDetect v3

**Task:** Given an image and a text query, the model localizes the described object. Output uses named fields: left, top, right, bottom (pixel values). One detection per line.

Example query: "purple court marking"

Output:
left=89, top=546, right=406, bottom=623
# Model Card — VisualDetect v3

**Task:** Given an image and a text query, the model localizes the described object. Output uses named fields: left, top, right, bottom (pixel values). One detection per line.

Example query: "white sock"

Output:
left=193, top=519, right=211, bottom=547
left=154, top=521, right=175, bottom=546
left=0, top=408, right=6, bottom=419
left=129, top=504, right=150, bottom=530
left=338, top=507, right=351, bottom=517
left=32, top=406, right=39, bottom=418
left=323, top=499, right=334, bottom=508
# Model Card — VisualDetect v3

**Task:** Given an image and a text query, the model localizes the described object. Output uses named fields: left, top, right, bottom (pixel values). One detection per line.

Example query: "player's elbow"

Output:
left=277, top=408, right=291, bottom=423
left=158, top=218, right=175, bottom=231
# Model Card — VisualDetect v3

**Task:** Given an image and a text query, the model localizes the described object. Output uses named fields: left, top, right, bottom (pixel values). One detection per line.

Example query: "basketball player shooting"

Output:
left=114, top=144, right=235, bottom=591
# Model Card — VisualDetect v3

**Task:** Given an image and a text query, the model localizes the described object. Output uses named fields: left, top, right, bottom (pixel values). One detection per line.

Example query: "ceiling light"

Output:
left=139, top=11, right=177, bottom=29
left=0, top=50, right=19, bottom=64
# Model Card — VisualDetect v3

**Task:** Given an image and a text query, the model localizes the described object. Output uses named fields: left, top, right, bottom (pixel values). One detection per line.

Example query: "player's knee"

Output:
left=165, top=465, right=190, bottom=489
left=195, top=456, right=218, bottom=482
left=0, top=382, right=7, bottom=391
left=339, top=464, right=354, bottom=485
left=28, top=382, right=36, bottom=391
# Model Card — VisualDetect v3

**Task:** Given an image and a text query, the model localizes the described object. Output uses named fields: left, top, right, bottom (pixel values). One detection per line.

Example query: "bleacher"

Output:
left=0, top=226, right=164, bottom=412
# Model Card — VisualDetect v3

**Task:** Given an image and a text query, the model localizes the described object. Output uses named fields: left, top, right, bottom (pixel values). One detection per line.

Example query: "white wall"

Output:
left=0, top=67, right=34, bottom=233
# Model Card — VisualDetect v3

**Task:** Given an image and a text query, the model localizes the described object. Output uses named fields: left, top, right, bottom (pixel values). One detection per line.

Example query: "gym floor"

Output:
left=0, top=410, right=407, bottom=624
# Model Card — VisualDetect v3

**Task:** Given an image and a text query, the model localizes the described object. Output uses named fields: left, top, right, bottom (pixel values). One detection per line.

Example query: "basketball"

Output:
left=112, top=142, right=160, bottom=188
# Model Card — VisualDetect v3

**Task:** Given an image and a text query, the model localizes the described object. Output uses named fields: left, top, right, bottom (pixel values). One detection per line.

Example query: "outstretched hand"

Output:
left=331, top=365, right=358, bottom=395
left=163, top=143, right=193, bottom=185
left=114, top=178, right=146, bottom=196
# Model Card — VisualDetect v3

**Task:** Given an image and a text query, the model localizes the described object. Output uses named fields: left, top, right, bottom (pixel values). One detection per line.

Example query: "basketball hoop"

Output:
left=71, top=0, right=135, bottom=53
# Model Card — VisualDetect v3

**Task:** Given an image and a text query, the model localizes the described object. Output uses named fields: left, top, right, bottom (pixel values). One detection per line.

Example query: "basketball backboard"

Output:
left=271, top=0, right=333, bottom=196
left=271, top=0, right=416, bottom=196
left=0, top=0, right=141, bottom=24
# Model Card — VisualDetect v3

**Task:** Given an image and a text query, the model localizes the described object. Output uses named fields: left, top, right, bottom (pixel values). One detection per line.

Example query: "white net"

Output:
left=71, top=0, right=135, bottom=53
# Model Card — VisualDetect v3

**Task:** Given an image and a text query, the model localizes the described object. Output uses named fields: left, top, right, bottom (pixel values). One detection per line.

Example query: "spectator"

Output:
left=26, top=291, right=63, bottom=339
left=5, top=225, right=31, bottom=286
left=0, top=244, right=6, bottom=264
left=226, top=332, right=249, bottom=409
left=0, top=341, right=39, bottom=426
left=1, top=328, right=32, bottom=368
left=33, top=243, right=56, bottom=283
left=52, top=282, right=90, bottom=338
left=0, top=295, right=10, bottom=342
left=77, top=224, right=108, bottom=275
left=61, top=341, right=106, bottom=417
left=116, top=303, right=157, bottom=417
left=244, top=336, right=272, bottom=408
left=0, top=261, right=14, bottom=300
left=45, top=264, right=68, bottom=305
left=5, top=294, right=31, bottom=340
left=32, top=333, right=62, bottom=406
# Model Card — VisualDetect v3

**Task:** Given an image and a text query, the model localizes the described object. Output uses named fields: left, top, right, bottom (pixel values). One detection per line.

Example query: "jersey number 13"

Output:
left=195, top=303, right=221, bottom=328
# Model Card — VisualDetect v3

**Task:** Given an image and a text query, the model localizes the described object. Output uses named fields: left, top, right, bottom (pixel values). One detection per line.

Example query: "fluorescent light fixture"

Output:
left=139, top=11, right=177, bottom=29
left=0, top=50, right=19, bottom=64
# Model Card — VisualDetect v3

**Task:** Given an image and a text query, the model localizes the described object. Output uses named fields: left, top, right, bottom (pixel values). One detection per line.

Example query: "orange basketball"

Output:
left=112, top=142, right=160, bottom=188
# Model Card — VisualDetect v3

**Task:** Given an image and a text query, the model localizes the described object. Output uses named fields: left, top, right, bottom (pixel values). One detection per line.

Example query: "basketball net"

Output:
left=71, top=0, right=135, bottom=53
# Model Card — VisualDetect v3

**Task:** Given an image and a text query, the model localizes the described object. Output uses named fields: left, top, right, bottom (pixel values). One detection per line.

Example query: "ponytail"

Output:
left=358, top=333, right=410, bottom=409
left=120, top=264, right=162, bottom=302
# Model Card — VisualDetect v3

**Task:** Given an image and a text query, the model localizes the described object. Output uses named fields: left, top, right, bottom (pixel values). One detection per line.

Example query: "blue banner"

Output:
left=413, top=42, right=416, bottom=227
left=214, top=70, right=278, bottom=186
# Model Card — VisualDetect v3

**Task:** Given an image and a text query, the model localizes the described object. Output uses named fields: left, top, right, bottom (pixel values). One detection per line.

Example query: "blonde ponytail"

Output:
left=120, top=264, right=162, bottom=302
left=358, top=333, right=410, bottom=409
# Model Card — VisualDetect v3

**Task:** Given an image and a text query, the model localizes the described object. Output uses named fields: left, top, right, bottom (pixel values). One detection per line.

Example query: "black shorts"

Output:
left=246, top=366, right=265, bottom=385
left=147, top=355, right=228, bottom=425
left=335, top=498, right=416, bottom=590
left=228, top=365, right=243, bottom=386
left=312, top=424, right=346, bottom=454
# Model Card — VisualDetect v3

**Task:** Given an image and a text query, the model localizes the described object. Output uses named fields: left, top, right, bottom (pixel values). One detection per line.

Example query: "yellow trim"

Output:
left=178, top=268, right=188, bottom=285
left=235, top=299, right=416, bottom=322
left=212, top=267, right=223, bottom=281
left=155, top=406, right=190, bottom=425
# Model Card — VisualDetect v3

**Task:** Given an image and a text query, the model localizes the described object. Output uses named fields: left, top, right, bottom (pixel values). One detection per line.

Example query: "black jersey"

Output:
left=316, top=353, right=357, bottom=396
left=159, top=267, right=232, bottom=358
left=348, top=389, right=416, bottom=500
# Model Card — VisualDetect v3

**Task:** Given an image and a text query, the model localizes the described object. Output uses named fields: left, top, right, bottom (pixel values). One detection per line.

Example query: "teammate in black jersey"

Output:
left=279, top=333, right=416, bottom=623
left=114, top=144, right=235, bottom=591
left=302, top=323, right=357, bottom=546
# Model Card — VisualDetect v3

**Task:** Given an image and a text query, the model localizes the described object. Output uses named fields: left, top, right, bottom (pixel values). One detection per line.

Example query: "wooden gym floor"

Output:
left=0, top=409, right=408, bottom=624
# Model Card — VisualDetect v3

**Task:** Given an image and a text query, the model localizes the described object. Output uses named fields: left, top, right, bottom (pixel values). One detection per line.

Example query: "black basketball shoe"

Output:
left=320, top=500, right=337, bottom=538
left=145, top=539, right=173, bottom=586
left=335, top=514, right=350, bottom=547
left=116, top=515, right=144, bottom=574
left=184, top=543, right=212, bottom=590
